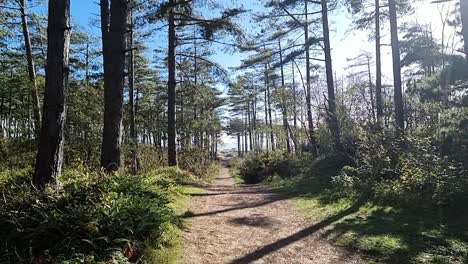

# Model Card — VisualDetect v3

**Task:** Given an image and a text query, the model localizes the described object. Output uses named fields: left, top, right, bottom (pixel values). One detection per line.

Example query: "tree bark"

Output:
left=19, top=0, right=41, bottom=138
left=388, top=0, right=405, bottom=132
left=266, top=67, right=275, bottom=151
left=264, top=65, right=269, bottom=153
left=321, top=0, right=342, bottom=151
left=375, top=0, right=384, bottom=124
left=278, top=39, right=291, bottom=154
left=237, top=132, right=241, bottom=157
left=247, top=101, right=253, bottom=151
left=292, top=61, right=297, bottom=130
left=128, top=9, right=139, bottom=174
left=100, top=0, right=128, bottom=171
left=167, top=0, right=178, bottom=166
left=367, top=56, right=376, bottom=122
left=33, top=0, right=71, bottom=187
left=304, top=1, right=318, bottom=156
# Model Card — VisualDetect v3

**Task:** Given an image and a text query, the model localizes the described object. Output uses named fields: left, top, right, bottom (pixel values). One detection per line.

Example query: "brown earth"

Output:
left=181, top=167, right=363, bottom=264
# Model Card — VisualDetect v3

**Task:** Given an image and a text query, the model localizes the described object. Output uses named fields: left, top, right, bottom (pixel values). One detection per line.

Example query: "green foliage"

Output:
left=65, top=83, right=104, bottom=167
left=331, top=133, right=468, bottom=209
left=237, top=152, right=299, bottom=184
left=0, top=138, right=36, bottom=170
left=438, top=106, right=468, bottom=167
left=0, top=168, right=193, bottom=263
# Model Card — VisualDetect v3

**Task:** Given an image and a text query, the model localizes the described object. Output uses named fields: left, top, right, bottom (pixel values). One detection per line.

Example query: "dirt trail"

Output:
left=181, top=167, right=362, bottom=264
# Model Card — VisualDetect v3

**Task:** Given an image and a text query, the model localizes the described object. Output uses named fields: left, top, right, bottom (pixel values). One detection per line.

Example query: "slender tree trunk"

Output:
left=244, top=114, right=248, bottom=154
left=321, top=0, right=342, bottom=151
left=278, top=39, right=291, bottom=154
left=100, top=0, right=128, bottom=171
left=33, top=0, right=71, bottom=187
left=266, top=71, right=274, bottom=151
left=367, top=56, right=376, bottom=122
left=247, top=102, right=253, bottom=151
left=237, top=132, right=241, bottom=157
left=292, top=61, right=297, bottom=130
left=305, top=1, right=318, bottom=156
left=264, top=66, right=270, bottom=153
left=375, top=0, right=383, bottom=124
left=19, top=0, right=41, bottom=138
left=388, top=0, right=404, bottom=132
left=7, top=80, right=12, bottom=138
left=128, top=9, right=139, bottom=174
left=167, top=0, right=177, bottom=166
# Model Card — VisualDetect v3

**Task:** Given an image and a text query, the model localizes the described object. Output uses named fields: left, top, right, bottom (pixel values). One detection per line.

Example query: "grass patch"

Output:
left=145, top=186, right=203, bottom=264
left=229, top=167, right=244, bottom=184
left=267, top=176, right=468, bottom=264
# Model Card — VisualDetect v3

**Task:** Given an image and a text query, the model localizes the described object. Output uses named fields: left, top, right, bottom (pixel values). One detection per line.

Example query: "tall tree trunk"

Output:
left=278, top=39, right=291, bottom=154
left=388, top=0, right=404, bottom=132
left=167, top=0, right=177, bottom=166
left=321, top=0, right=342, bottom=151
left=244, top=113, right=248, bottom=153
left=19, top=0, right=41, bottom=138
left=367, top=56, right=376, bottom=122
left=237, top=132, right=241, bottom=157
left=7, top=79, right=12, bottom=138
left=461, top=0, right=468, bottom=60
left=128, top=9, right=139, bottom=174
left=292, top=61, right=297, bottom=130
left=266, top=70, right=274, bottom=151
left=264, top=65, right=269, bottom=153
left=33, top=0, right=71, bottom=187
left=375, top=0, right=384, bottom=124
left=247, top=101, right=253, bottom=151
left=304, top=1, right=318, bottom=156
left=100, top=0, right=128, bottom=171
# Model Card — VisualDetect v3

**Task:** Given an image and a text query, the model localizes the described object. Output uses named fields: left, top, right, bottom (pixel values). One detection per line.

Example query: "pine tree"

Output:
left=33, top=0, right=71, bottom=187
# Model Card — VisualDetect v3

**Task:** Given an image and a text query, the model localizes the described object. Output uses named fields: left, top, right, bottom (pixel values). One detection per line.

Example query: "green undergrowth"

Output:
left=143, top=185, right=203, bottom=264
left=267, top=175, right=468, bottom=264
left=0, top=166, right=203, bottom=264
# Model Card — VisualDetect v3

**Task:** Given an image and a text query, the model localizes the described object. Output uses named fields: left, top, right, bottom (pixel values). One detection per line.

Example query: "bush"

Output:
left=0, top=168, right=188, bottom=263
left=0, top=138, right=36, bottom=170
left=303, top=152, right=354, bottom=184
left=332, top=133, right=468, bottom=208
left=238, top=152, right=298, bottom=184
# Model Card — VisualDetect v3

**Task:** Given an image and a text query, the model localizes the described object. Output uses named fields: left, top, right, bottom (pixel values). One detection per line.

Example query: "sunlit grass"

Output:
left=149, top=185, right=203, bottom=263
left=267, top=176, right=468, bottom=264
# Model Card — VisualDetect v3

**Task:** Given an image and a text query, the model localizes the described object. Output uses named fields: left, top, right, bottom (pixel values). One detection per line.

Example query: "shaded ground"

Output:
left=181, top=167, right=363, bottom=264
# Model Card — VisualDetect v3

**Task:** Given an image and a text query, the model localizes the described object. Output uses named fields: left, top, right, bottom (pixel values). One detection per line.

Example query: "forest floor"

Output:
left=181, top=166, right=363, bottom=264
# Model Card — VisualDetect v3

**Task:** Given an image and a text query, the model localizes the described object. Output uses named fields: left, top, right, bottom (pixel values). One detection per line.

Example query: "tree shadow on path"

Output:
left=229, top=200, right=365, bottom=264
left=182, top=195, right=286, bottom=218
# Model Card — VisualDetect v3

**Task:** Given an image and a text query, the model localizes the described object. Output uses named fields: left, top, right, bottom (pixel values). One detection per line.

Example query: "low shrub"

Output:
left=0, top=168, right=189, bottom=263
left=332, top=134, right=468, bottom=209
left=0, top=138, right=36, bottom=170
left=238, top=152, right=298, bottom=184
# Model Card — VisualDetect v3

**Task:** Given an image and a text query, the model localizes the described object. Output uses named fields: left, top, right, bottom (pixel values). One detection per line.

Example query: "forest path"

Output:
left=181, top=166, right=362, bottom=264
